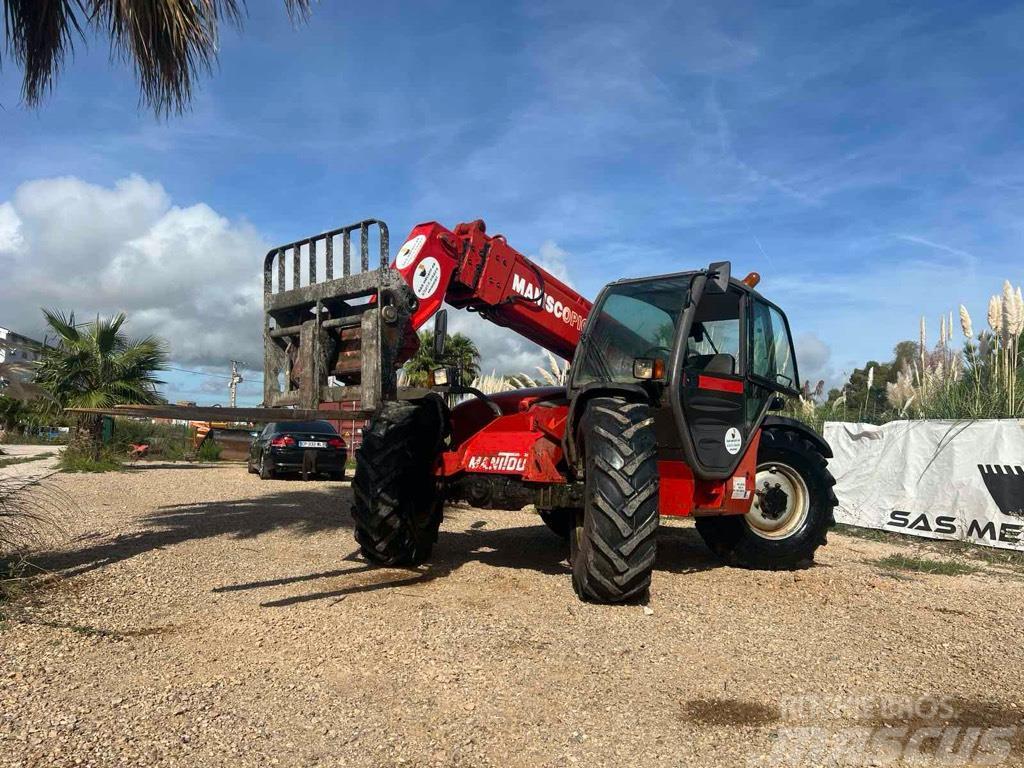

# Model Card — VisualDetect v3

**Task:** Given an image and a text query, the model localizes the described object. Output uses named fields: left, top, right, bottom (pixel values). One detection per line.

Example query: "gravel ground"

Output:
left=2, top=463, right=1023, bottom=767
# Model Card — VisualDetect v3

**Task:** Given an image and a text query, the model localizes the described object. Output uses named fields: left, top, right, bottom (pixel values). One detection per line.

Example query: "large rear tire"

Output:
left=570, top=397, right=659, bottom=603
left=351, top=399, right=446, bottom=566
left=695, top=428, right=837, bottom=570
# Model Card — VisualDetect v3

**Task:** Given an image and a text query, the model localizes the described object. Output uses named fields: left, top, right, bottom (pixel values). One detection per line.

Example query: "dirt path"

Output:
left=2, top=464, right=1023, bottom=767
left=0, top=444, right=63, bottom=487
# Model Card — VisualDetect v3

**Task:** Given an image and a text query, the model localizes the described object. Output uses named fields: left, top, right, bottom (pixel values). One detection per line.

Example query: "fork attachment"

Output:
left=262, top=219, right=415, bottom=415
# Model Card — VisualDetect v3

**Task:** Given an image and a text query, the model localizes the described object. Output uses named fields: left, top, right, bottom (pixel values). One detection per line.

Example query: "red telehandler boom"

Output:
left=258, top=217, right=838, bottom=603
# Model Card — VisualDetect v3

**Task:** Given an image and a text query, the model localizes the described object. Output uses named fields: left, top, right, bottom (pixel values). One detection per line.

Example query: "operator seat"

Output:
left=686, top=353, right=736, bottom=375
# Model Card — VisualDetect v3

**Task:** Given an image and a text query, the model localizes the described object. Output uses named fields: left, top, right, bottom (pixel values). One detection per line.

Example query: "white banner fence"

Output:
left=823, top=420, right=1024, bottom=551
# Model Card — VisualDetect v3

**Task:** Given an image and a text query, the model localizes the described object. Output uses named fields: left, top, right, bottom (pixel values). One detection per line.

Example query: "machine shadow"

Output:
left=223, top=512, right=722, bottom=608
left=34, top=486, right=356, bottom=579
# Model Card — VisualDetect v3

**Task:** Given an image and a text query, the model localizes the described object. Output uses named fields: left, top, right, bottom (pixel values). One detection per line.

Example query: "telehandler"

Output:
left=258, top=218, right=837, bottom=603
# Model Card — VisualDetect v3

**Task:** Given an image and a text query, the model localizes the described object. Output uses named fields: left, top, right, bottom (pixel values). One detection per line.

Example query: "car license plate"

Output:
left=299, top=441, right=327, bottom=449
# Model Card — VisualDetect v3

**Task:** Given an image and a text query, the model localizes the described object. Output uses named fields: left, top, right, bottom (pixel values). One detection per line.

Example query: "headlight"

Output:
left=633, top=358, right=666, bottom=380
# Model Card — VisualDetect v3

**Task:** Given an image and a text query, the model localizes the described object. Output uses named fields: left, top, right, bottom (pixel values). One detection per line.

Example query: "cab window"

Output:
left=572, top=276, right=689, bottom=386
left=749, top=299, right=797, bottom=391
left=683, top=289, right=742, bottom=376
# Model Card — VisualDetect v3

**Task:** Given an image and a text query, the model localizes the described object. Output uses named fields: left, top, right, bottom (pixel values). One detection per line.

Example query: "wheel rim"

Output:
left=746, top=461, right=809, bottom=540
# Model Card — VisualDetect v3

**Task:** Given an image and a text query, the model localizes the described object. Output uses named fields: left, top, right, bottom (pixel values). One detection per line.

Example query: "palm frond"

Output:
left=2, top=0, right=85, bottom=105
left=282, top=0, right=312, bottom=22
left=4, top=0, right=313, bottom=114
left=91, top=0, right=241, bottom=115
left=93, top=311, right=127, bottom=356
left=40, top=307, right=79, bottom=344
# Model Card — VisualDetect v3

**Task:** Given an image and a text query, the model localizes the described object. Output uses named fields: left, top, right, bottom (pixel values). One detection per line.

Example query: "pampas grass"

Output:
left=988, top=295, right=1003, bottom=334
left=473, top=352, right=571, bottom=395
left=959, top=305, right=973, bottom=339
left=890, top=281, right=1023, bottom=420
left=471, top=372, right=511, bottom=395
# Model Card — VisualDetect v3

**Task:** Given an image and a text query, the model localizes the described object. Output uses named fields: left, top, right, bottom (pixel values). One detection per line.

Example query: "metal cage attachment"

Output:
left=262, top=219, right=416, bottom=415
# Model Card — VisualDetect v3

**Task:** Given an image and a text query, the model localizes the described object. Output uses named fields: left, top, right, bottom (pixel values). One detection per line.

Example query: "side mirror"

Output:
left=433, top=309, right=448, bottom=359
left=705, top=261, right=731, bottom=294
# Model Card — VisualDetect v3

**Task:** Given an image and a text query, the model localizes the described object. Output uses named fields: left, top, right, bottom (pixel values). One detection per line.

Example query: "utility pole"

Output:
left=229, top=361, right=244, bottom=408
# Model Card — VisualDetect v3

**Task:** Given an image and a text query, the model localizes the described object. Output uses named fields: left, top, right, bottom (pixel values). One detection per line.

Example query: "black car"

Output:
left=248, top=420, right=347, bottom=480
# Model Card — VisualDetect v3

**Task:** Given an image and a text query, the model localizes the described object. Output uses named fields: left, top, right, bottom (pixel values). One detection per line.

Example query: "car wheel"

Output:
left=259, top=453, right=274, bottom=480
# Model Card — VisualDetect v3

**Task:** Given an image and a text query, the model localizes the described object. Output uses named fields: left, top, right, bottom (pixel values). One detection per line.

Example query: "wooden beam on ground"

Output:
left=67, top=405, right=367, bottom=423
left=65, top=388, right=432, bottom=424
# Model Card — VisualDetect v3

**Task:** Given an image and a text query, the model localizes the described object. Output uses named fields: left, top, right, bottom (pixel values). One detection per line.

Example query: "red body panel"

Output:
left=657, top=429, right=760, bottom=517
left=442, top=390, right=569, bottom=485
left=697, top=375, right=744, bottom=394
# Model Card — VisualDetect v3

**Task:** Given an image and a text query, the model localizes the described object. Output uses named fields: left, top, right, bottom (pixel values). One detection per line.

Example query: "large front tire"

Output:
left=571, top=397, right=659, bottom=603
left=695, top=428, right=837, bottom=570
left=351, top=399, right=445, bottom=566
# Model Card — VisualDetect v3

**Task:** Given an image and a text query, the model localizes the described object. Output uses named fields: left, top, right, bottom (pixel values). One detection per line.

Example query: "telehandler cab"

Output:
left=260, top=218, right=837, bottom=603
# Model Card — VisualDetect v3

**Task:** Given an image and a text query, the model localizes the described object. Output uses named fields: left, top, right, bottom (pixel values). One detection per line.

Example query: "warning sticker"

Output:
left=413, top=256, right=442, bottom=299
left=395, top=234, right=426, bottom=270
left=724, top=427, right=743, bottom=455
left=731, top=476, right=748, bottom=500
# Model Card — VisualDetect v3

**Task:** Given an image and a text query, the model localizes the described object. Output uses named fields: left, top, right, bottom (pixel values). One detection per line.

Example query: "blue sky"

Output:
left=2, top=0, right=1023, bottom=404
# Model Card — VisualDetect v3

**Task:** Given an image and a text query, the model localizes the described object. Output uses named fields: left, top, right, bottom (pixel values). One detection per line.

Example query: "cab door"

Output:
left=746, top=295, right=800, bottom=416
left=674, top=285, right=751, bottom=478
left=669, top=274, right=802, bottom=480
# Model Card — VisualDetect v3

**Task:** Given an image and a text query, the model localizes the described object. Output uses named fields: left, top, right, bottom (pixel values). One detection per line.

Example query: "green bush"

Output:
left=110, top=418, right=191, bottom=461
left=58, top=447, right=122, bottom=473
left=197, top=440, right=222, bottom=462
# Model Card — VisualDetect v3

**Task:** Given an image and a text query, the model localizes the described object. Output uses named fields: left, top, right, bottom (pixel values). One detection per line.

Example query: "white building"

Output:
left=0, top=326, right=44, bottom=384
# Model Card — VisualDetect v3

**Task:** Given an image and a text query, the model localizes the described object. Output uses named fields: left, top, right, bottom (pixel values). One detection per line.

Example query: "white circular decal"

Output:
left=413, top=256, right=442, bottom=299
left=395, top=234, right=426, bottom=270
left=724, top=427, right=743, bottom=455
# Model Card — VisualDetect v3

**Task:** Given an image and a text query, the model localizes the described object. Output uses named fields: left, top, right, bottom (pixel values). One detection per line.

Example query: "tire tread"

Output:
left=572, top=397, right=660, bottom=603
left=350, top=400, right=444, bottom=566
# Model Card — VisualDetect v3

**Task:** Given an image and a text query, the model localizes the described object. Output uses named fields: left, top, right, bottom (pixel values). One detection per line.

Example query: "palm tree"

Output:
left=403, top=330, right=481, bottom=388
left=34, top=310, right=168, bottom=455
left=2, top=0, right=310, bottom=115
left=0, top=395, right=26, bottom=435
left=445, top=333, right=482, bottom=385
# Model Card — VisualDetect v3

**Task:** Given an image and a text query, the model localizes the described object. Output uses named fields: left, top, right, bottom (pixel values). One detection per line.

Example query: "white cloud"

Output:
left=0, top=203, right=25, bottom=254
left=0, top=176, right=267, bottom=375
left=794, top=332, right=835, bottom=390
left=534, top=240, right=572, bottom=286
